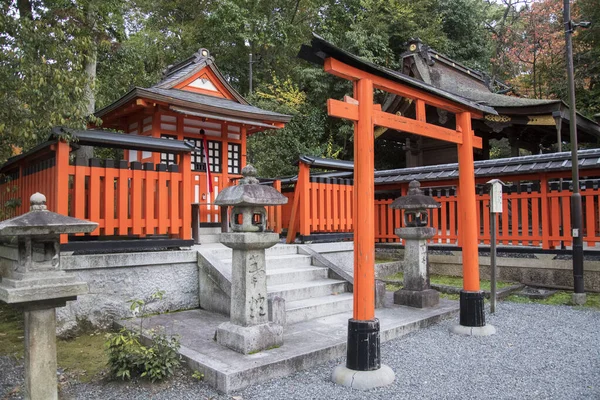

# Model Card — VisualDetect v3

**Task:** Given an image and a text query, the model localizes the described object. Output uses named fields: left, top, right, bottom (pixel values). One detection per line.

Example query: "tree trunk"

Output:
left=17, top=0, right=33, bottom=20
left=74, top=5, right=98, bottom=164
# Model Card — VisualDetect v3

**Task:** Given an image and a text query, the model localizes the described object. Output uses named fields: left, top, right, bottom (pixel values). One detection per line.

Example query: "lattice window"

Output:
left=184, top=137, right=205, bottom=171
left=228, top=143, right=241, bottom=174
left=184, top=137, right=221, bottom=172
left=160, top=134, right=177, bottom=165
left=207, top=140, right=221, bottom=173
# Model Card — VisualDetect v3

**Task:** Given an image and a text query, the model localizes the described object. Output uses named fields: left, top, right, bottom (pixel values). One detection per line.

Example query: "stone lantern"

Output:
left=390, top=180, right=440, bottom=308
left=213, top=165, right=288, bottom=354
left=0, top=192, right=97, bottom=400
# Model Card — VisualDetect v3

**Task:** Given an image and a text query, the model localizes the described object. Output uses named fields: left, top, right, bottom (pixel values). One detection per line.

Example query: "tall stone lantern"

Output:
left=0, top=193, right=97, bottom=400
left=214, top=165, right=288, bottom=354
left=390, top=180, right=440, bottom=308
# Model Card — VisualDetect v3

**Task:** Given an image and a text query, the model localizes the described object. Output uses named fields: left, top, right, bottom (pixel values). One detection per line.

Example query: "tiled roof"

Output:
left=374, top=149, right=600, bottom=184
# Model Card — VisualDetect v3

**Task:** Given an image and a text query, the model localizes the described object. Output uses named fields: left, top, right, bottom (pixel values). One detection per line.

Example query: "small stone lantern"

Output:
left=390, top=180, right=440, bottom=308
left=213, top=165, right=288, bottom=354
left=0, top=193, right=97, bottom=400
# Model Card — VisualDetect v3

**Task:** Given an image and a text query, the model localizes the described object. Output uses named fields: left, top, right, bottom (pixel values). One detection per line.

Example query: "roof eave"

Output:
left=298, top=34, right=497, bottom=116
left=95, top=87, right=291, bottom=125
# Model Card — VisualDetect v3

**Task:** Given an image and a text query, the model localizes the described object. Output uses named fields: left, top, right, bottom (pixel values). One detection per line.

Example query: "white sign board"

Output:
left=488, top=179, right=504, bottom=213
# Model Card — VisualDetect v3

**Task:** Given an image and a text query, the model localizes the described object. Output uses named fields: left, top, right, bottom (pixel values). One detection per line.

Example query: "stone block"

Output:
left=375, top=280, right=386, bottom=309
left=394, top=288, right=439, bottom=308
left=216, top=321, right=283, bottom=354
left=268, top=296, right=286, bottom=326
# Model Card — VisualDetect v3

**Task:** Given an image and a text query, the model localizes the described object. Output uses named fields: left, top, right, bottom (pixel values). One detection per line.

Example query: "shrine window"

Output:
left=184, top=137, right=222, bottom=173
left=160, top=134, right=177, bottom=165
left=228, top=143, right=241, bottom=174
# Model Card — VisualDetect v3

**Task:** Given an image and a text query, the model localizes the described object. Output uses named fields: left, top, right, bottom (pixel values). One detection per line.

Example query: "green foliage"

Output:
left=105, top=290, right=181, bottom=382
left=192, top=370, right=205, bottom=380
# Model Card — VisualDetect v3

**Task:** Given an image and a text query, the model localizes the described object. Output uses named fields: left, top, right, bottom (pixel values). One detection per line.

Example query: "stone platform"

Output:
left=120, top=293, right=458, bottom=393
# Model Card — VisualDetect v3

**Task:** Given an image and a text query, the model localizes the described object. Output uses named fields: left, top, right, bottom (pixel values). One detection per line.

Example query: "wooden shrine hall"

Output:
left=0, top=48, right=291, bottom=250
left=378, top=39, right=600, bottom=168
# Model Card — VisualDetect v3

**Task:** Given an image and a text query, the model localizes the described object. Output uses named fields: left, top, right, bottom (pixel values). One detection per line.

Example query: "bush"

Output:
left=105, top=291, right=181, bottom=382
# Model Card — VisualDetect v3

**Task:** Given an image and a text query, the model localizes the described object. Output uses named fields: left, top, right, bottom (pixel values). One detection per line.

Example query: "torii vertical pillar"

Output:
left=451, top=112, right=496, bottom=336
left=331, top=78, right=395, bottom=389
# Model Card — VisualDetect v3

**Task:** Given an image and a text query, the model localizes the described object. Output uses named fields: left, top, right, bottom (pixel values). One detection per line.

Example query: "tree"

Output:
left=0, top=0, right=126, bottom=163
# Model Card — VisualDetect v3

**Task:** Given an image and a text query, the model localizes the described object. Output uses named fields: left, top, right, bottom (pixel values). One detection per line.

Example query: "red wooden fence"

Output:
left=279, top=164, right=600, bottom=249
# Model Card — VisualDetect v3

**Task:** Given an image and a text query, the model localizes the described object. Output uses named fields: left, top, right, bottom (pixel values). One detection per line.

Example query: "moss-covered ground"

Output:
left=383, top=272, right=513, bottom=292
left=0, top=302, right=107, bottom=383
left=382, top=272, right=600, bottom=310
left=506, top=291, right=600, bottom=310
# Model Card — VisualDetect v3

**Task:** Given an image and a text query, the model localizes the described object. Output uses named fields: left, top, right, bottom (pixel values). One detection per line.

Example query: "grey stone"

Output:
left=214, top=165, right=287, bottom=233
left=120, top=292, right=458, bottom=393
left=572, top=292, right=587, bottom=305
left=393, top=225, right=439, bottom=308
left=216, top=321, right=283, bottom=354
left=218, top=231, right=283, bottom=354
left=375, top=280, right=386, bottom=309
left=24, top=307, right=58, bottom=400
left=449, top=323, right=497, bottom=336
left=268, top=296, right=286, bottom=326
left=331, top=364, right=395, bottom=389
left=394, top=288, right=440, bottom=308
left=56, top=257, right=199, bottom=335
left=0, top=193, right=94, bottom=400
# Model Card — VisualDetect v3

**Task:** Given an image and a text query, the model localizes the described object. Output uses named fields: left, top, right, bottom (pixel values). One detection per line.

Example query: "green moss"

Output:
left=429, top=274, right=513, bottom=291
left=505, top=291, right=600, bottom=310
left=0, top=303, right=24, bottom=357
left=382, top=272, right=513, bottom=292
left=0, top=303, right=107, bottom=383
left=439, top=293, right=460, bottom=301
left=375, top=257, right=397, bottom=264
left=57, top=333, right=108, bottom=383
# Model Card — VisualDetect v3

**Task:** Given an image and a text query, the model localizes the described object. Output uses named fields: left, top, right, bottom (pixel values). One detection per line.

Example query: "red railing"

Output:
left=1, top=140, right=192, bottom=241
left=280, top=161, right=600, bottom=249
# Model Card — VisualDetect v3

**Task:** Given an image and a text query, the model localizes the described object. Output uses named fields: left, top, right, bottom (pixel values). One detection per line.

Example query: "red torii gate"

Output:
left=299, top=35, right=496, bottom=387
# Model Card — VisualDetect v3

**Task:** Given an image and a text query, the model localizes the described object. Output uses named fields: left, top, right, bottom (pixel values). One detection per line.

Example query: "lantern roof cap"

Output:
left=390, top=180, right=440, bottom=210
left=214, top=165, right=288, bottom=207
left=0, top=193, right=98, bottom=237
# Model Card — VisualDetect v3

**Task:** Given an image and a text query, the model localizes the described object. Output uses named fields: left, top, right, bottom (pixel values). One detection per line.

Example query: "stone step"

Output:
left=198, top=227, right=222, bottom=235
left=197, top=234, right=221, bottom=244
left=221, top=254, right=312, bottom=269
left=206, top=244, right=298, bottom=260
left=266, top=265, right=328, bottom=286
left=268, top=279, right=348, bottom=302
left=285, top=292, right=354, bottom=324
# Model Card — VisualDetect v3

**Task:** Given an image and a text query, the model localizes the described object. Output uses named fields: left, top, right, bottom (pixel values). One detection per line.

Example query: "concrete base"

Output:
left=572, top=292, right=587, bottom=305
left=449, top=323, right=497, bottom=337
left=331, top=364, right=395, bottom=390
left=394, top=288, right=439, bottom=308
left=216, top=321, right=283, bottom=355
left=123, top=293, right=459, bottom=393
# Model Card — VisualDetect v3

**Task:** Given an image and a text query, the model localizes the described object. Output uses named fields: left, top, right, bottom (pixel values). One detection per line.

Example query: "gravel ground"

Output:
left=2, top=302, right=599, bottom=400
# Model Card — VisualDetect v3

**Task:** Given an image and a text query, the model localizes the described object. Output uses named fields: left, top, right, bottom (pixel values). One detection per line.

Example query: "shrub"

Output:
left=105, top=291, right=181, bottom=382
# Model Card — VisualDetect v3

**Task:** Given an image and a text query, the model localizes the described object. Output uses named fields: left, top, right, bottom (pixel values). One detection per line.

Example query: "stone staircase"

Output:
left=200, top=244, right=353, bottom=324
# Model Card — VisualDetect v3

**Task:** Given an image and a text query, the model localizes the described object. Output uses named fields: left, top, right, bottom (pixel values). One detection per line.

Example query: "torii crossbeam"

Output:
left=298, top=35, right=497, bottom=388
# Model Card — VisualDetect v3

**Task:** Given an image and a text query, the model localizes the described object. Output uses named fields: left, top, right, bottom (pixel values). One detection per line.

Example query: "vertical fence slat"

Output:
left=104, top=166, right=116, bottom=236
left=89, top=164, right=101, bottom=235
left=118, top=167, right=129, bottom=236
left=145, top=167, right=157, bottom=235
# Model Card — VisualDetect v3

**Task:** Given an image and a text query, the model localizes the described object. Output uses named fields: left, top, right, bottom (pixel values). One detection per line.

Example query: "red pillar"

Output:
left=455, top=112, right=492, bottom=332
left=55, top=140, right=70, bottom=244
left=456, top=112, right=480, bottom=291
left=353, top=78, right=375, bottom=321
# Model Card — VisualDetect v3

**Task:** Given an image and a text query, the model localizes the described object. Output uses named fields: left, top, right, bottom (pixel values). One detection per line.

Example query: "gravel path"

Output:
left=2, top=302, right=599, bottom=399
